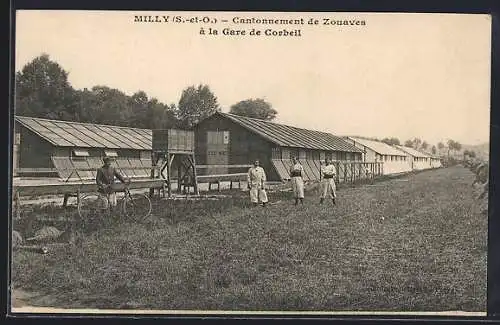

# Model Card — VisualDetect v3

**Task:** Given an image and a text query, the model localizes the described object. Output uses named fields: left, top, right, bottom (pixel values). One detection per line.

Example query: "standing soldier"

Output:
left=320, top=158, right=337, bottom=205
left=290, top=157, right=305, bottom=205
left=247, top=159, right=268, bottom=206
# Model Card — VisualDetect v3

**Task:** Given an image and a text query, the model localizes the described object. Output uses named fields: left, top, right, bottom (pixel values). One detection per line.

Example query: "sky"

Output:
left=15, top=11, right=491, bottom=146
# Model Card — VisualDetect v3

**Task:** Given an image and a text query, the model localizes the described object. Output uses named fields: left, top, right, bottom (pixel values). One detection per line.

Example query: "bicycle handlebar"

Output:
left=98, top=179, right=132, bottom=191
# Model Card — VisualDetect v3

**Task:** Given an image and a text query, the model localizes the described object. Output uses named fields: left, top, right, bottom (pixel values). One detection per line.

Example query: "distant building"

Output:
left=14, top=116, right=152, bottom=181
left=394, top=145, right=433, bottom=170
left=429, top=155, right=443, bottom=168
left=194, top=112, right=364, bottom=181
left=344, top=137, right=410, bottom=175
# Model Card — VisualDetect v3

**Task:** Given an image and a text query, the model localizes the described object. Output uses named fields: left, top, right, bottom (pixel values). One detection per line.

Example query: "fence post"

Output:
left=15, top=190, right=21, bottom=220
left=351, top=162, right=354, bottom=183
left=336, top=162, right=340, bottom=184
left=149, top=151, right=156, bottom=198
left=343, top=162, right=347, bottom=183
left=177, top=163, right=182, bottom=193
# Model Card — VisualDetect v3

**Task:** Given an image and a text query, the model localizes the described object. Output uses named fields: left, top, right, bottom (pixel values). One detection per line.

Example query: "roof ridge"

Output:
left=218, top=112, right=363, bottom=153
left=221, top=112, right=338, bottom=137
left=347, top=136, right=407, bottom=156
left=15, top=115, right=152, bottom=150
left=15, top=115, right=152, bottom=132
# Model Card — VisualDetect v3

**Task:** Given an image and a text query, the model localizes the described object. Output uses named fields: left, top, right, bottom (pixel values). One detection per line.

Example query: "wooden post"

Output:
left=149, top=151, right=156, bottom=198
left=166, top=153, right=172, bottom=197
left=15, top=190, right=21, bottom=220
left=343, top=162, right=347, bottom=184
left=190, top=154, right=199, bottom=196
left=351, top=163, right=354, bottom=183
left=336, top=162, right=340, bottom=184
left=63, top=194, right=70, bottom=207
left=177, top=158, right=182, bottom=193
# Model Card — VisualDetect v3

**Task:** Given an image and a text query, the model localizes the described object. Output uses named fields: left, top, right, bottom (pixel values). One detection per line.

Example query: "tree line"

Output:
left=15, top=54, right=278, bottom=130
left=15, top=54, right=469, bottom=159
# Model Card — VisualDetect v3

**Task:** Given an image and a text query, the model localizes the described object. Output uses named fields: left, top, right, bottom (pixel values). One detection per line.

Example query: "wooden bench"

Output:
left=197, top=173, right=248, bottom=192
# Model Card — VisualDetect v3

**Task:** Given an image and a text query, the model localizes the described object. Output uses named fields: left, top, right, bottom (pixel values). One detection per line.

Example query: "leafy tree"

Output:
left=16, top=54, right=183, bottom=130
left=381, top=137, right=401, bottom=146
left=74, top=88, right=98, bottom=123
left=404, top=140, right=414, bottom=147
left=15, top=53, right=78, bottom=120
left=447, top=139, right=454, bottom=157
left=176, top=84, right=220, bottom=128
left=463, top=149, right=471, bottom=161
left=148, top=100, right=178, bottom=129
left=412, top=138, right=422, bottom=149
left=421, top=141, right=429, bottom=150
left=431, top=145, right=437, bottom=155
left=447, top=139, right=462, bottom=158
left=87, top=86, right=133, bottom=126
left=462, top=149, right=477, bottom=161
left=229, top=98, right=277, bottom=120
left=128, top=91, right=150, bottom=128
left=437, top=142, right=445, bottom=151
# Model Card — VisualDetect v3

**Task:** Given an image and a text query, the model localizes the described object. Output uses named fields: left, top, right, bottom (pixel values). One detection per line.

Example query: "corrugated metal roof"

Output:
left=395, top=145, right=431, bottom=158
left=347, top=137, right=407, bottom=156
left=218, top=113, right=363, bottom=153
left=15, top=116, right=152, bottom=150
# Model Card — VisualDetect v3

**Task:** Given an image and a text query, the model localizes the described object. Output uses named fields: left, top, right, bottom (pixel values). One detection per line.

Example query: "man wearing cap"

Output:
left=96, top=157, right=128, bottom=209
left=247, top=159, right=268, bottom=206
left=290, top=156, right=305, bottom=205
left=320, top=158, right=337, bottom=205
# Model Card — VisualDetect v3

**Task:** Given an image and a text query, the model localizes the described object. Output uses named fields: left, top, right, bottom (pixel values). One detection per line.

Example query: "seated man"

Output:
left=96, top=157, right=128, bottom=209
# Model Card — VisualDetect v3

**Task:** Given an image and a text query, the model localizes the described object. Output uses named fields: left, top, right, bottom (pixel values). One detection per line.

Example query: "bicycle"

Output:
left=77, top=181, right=152, bottom=224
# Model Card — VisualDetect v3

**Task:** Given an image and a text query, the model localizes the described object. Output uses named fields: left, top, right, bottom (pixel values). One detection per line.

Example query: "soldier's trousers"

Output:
left=320, top=178, right=337, bottom=199
left=250, top=186, right=268, bottom=203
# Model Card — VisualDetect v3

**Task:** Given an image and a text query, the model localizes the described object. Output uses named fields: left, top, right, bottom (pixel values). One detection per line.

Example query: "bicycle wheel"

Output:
left=122, top=192, right=152, bottom=221
left=78, top=192, right=109, bottom=223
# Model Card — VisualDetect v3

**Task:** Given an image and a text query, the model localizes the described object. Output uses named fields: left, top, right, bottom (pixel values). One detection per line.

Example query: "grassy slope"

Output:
left=11, top=166, right=487, bottom=311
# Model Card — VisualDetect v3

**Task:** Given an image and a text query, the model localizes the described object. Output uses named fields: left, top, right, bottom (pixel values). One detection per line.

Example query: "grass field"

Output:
left=11, top=166, right=487, bottom=312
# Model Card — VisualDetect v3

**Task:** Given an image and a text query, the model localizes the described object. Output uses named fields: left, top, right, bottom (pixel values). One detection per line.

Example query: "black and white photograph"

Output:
left=9, top=10, right=491, bottom=315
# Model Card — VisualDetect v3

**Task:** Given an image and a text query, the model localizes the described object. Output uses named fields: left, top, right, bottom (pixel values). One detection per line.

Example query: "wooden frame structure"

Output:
left=151, top=129, right=199, bottom=197
left=151, top=150, right=199, bottom=197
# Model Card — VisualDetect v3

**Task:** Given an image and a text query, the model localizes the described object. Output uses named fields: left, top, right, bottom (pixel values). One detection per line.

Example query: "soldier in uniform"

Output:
left=96, top=157, right=128, bottom=209
left=290, top=157, right=305, bottom=205
left=247, top=159, right=268, bottom=206
left=320, top=158, right=337, bottom=205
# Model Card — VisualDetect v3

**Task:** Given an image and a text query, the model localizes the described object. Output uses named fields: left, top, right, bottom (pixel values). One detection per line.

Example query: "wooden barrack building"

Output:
left=194, top=112, right=366, bottom=182
left=14, top=116, right=152, bottom=181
